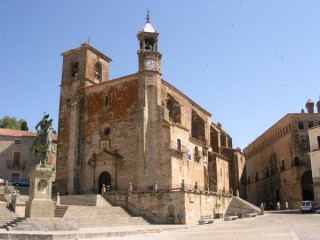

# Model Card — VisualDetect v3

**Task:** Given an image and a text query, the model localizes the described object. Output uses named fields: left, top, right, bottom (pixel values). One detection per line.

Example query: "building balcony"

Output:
left=7, top=160, right=26, bottom=170
left=194, top=152, right=203, bottom=161
left=168, top=142, right=186, bottom=154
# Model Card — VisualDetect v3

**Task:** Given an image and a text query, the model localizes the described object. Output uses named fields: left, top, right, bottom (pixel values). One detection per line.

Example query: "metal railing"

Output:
left=6, top=160, right=26, bottom=170
left=168, top=141, right=186, bottom=153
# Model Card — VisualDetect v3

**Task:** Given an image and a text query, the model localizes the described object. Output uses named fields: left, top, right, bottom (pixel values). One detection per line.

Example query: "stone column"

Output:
left=25, top=164, right=55, bottom=218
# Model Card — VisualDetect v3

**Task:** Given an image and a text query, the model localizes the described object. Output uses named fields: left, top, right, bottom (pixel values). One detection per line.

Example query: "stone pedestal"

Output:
left=25, top=164, right=55, bottom=218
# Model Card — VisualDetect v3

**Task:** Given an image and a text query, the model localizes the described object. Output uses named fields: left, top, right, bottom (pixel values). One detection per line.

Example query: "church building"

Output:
left=55, top=15, right=246, bottom=223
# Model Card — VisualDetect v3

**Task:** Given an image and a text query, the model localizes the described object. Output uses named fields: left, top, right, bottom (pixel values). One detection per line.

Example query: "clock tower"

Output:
left=136, top=13, right=163, bottom=189
left=137, top=13, right=161, bottom=73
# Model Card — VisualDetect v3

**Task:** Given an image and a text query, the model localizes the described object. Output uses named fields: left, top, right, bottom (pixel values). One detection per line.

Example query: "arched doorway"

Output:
left=98, top=172, right=111, bottom=193
left=301, top=170, right=314, bottom=200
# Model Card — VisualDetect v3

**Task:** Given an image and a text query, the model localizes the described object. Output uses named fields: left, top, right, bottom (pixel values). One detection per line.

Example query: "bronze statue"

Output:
left=32, top=114, right=54, bottom=165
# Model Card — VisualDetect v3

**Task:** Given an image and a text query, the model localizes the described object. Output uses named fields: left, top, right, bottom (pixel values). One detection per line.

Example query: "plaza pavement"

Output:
left=87, top=212, right=320, bottom=240
left=0, top=211, right=319, bottom=239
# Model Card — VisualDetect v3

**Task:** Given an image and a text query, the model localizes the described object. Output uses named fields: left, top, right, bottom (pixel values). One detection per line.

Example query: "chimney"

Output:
left=305, top=99, right=314, bottom=114
left=317, top=100, right=320, bottom=113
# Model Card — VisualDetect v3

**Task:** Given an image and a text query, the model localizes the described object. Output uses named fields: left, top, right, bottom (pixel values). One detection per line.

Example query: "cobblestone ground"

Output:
left=107, top=213, right=320, bottom=240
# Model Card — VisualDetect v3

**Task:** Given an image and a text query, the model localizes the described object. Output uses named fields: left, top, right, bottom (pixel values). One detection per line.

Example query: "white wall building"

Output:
left=308, top=126, right=320, bottom=203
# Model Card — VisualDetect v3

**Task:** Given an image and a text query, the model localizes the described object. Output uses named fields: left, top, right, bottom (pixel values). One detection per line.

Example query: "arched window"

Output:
left=71, top=62, right=79, bottom=77
left=166, top=95, right=181, bottom=124
left=94, top=62, right=102, bottom=81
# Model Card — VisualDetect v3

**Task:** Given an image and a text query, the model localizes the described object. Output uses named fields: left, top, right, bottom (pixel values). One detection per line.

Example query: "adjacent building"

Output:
left=0, top=128, right=57, bottom=184
left=308, top=125, right=320, bottom=204
left=244, top=100, right=320, bottom=209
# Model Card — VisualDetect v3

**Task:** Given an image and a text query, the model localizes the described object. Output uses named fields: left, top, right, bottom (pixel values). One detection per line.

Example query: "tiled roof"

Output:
left=0, top=128, right=58, bottom=141
left=0, top=128, right=37, bottom=137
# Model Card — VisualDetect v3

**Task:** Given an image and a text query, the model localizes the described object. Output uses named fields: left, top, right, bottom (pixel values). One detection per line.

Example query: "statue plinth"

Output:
left=25, top=164, right=55, bottom=218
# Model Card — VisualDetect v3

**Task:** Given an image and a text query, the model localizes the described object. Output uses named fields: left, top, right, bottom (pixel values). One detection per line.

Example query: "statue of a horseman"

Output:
left=32, top=114, right=54, bottom=165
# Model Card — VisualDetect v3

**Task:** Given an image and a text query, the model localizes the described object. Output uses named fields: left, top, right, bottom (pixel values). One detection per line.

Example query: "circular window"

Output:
left=104, top=127, right=111, bottom=136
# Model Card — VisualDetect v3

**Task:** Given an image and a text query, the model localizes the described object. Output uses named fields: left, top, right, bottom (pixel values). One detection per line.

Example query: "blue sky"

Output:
left=1, top=0, right=320, bottom=149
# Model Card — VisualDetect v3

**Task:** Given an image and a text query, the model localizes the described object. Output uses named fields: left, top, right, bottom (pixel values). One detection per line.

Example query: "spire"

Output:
left=142, top=11, right=156, bottom=33
left=146, top=10, right=150, bottom=23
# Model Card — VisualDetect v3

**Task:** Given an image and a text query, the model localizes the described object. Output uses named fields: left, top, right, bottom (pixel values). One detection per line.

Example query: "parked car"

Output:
left=9, top=180, right=29, bottom=187
left=300, top=200, right=319, bottom=213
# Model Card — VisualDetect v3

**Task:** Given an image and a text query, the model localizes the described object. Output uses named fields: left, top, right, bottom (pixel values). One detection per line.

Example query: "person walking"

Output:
left=277, top=201, right=280, bottom=210
left=285, top=201, right=289, bottom=210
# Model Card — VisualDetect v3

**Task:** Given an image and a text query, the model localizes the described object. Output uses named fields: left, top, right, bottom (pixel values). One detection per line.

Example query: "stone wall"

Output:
left=104, top=190, right=232, bottom=224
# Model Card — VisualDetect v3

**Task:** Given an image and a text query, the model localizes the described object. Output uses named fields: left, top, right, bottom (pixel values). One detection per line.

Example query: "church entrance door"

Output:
left=99, top=172, right=111, bottom=193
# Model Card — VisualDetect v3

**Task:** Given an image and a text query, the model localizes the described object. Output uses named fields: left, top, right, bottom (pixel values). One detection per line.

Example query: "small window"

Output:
left=281, top=160, right=285, bottom=171
left=104, top=96, right=109, bottom=107
left=298, top=121, right=304, bottom=130
left=195, top=146, right=198, bottom=156
left=177, top=139, right=181, bottom=151
left=308, top=121, right=314, bottom=128
left=11, top=173, right=20, bottom=182
left=103, top=127, right=111, bottom=136
left=71, top=62, right=79, bottom=77
left=13, top=152, right=21, bottom=166
left=317, top=136, right=320, bottom=149
left=14, top=139, right=22, bottom=145
left=318, top=121, right=320, bottom=126
left=220, top=168, right=222, bottom=177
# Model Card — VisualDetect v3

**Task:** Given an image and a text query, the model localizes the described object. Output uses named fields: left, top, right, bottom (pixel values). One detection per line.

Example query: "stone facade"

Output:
left=244, top=100, right=320, bottom=209
left=55, top=16, right=245, bottom=222
left=0, top=129, right=57, bottom=183
left=106, top=190, right=232, bottom=224
left=307, top=125, right=320, bottom=204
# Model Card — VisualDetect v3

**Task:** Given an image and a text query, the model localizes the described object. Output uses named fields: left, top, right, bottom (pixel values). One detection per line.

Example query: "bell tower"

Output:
left=136, top=13, right=163, bottom=190
left=137, top=13, right=162, bottom=73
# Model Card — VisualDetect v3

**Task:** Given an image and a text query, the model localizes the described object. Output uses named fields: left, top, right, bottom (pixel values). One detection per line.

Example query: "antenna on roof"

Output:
left=87, top=36, right=91, bottom=45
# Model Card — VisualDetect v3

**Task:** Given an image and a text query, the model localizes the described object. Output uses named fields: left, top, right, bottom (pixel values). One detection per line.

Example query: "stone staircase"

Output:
left=60, top=194, right=102, bottom=206
left=5, top=195, right=150, bottom=231
left=225, top=196, right=261, bottom=217
left=63, top=205, right=150, bottom=227
left=0, top=202, right=18, bottom=227
left=60, top=195, right=150, bottom=227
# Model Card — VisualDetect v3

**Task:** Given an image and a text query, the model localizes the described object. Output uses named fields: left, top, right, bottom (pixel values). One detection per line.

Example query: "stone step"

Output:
left=8, top=218, right=79, bottom=231
left=0, top=202, right=19, bottom=226
left=225, top=196, right=260, bottom=217
left=54, top=205, right=69, bottom=218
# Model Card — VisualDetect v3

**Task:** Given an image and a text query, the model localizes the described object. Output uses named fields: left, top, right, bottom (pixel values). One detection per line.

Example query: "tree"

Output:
left=20, top=121, right=29, bottom=131
left=0, top=116, right=29, bottom=131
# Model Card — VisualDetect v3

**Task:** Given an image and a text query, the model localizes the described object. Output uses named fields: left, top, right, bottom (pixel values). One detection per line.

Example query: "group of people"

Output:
left=261, top=201, right=289, bottom=210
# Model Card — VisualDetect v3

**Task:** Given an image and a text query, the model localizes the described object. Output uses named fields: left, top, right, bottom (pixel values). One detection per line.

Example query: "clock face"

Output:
left=145, top=59, right=155, bottom=69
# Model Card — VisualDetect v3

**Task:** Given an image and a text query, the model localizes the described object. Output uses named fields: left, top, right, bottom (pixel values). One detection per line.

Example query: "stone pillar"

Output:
left=25, top=164, right=55, bottom=218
